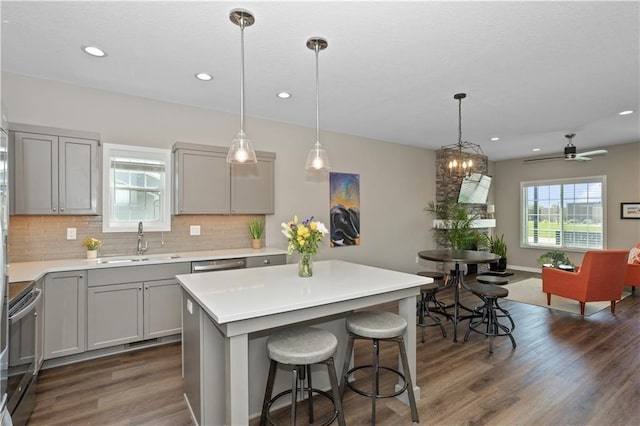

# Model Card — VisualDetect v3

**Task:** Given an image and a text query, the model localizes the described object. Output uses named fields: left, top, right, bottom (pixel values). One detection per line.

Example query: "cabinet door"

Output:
left=144, top=279, right=182, bottom=339
left=44, top=271, right=86, bottom=359
left=13, top=132, right=59, bottom=214
left=87, top=282, right=143, bottom=350
left=231, top=153, right=275, bottom=214
left=175, top=148, right=230, bottom=214
left=59, top=137, right=99, bottom=215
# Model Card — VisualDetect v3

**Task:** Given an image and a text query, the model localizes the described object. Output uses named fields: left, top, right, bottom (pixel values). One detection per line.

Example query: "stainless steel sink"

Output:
left=96, top=254, right=181, bottom=264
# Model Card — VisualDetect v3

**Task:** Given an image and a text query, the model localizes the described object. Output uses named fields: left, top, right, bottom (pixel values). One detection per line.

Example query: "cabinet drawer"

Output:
left=88, top=262, right=190, bottom=286
left=245, top=254, right=286, bottom=268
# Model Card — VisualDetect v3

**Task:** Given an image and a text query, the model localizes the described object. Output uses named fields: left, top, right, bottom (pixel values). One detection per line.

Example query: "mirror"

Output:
left=458, top=173, right=491, bottom=204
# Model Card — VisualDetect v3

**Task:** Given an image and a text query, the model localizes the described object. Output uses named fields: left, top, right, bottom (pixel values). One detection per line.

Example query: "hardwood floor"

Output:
left=29, top=270, right=639, bottom=425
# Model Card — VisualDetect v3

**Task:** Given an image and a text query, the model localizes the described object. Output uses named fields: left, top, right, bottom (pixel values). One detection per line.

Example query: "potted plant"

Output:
left=83, top=237, right=102, bottom=259
left=487, top=234, right=507, bottom=271
left=425, top=199, right=481, bottom=250
left=537, top=250, right=573, bottom=269
left=248, top=218, right=264, bottom=249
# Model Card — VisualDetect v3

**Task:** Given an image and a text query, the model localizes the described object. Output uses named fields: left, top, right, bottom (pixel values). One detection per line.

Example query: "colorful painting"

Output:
left=330, top=172, right=360, bottom=247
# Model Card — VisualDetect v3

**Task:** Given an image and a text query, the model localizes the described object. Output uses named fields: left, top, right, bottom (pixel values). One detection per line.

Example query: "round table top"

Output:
left=418, top=249, right=500, bottom=264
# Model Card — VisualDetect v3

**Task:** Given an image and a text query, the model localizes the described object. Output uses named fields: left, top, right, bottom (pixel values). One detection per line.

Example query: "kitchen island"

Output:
left=177, top=260, right=430, bottom=425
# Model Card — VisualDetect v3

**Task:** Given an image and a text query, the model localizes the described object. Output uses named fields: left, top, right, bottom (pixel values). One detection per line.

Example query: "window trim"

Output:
left=102, top=143, right=172, bottom=233
left=520, top=175, right=607, bottom=251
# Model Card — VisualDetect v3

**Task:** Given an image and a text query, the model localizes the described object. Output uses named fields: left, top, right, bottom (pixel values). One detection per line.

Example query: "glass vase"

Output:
left=298, top=253, right=313, bottom=278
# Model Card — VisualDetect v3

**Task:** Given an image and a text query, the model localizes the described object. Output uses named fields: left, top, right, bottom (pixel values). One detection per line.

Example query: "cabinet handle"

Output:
left=139, top=287, right=142, bottom=291
left=263, top=259, right=271, bottom=264
left=52, top=207, right=56, bottom=212
left=60, top=207, right=64, bottom=212
left=145, top=286, right=149, bottom=290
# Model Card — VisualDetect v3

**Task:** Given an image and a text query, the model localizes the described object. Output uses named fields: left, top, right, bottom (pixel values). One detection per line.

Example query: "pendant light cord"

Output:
left=458, top=96, right=463, bottom=147
left=315, top=44, right=320, bottom=143
left=239, top=18, right=246, bottom=134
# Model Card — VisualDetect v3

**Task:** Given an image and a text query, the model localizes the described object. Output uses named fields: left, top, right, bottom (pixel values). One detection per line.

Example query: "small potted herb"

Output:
left=248, top=218, right=264, bottom=249
left=537, top=250, right=573, bottom=269
left=83, top=237, right=102, bottom=259
left=488, top=234, right=507, bottom=271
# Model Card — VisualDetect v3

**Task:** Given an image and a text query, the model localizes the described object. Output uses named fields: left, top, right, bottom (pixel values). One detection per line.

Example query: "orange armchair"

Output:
left=625, top=263, right=639, bottom=294
left=542, top=250, right=628, bottom=315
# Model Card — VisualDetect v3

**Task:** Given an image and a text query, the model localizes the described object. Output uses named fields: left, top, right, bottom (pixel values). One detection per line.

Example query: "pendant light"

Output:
left=305, top=37, right=330, bottom=171
left=441, top=93, right=483, bottom=176
left=227, top=9, right=257, bottom=164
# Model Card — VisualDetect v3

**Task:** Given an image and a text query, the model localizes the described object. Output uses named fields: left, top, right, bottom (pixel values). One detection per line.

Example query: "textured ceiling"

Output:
left=1, top=1, right=639, bottom=161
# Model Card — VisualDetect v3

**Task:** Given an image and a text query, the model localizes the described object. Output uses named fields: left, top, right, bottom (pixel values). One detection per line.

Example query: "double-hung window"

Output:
left=102, top=144, right=171, bottom=232
left=521, top=176, right=606, bottom=250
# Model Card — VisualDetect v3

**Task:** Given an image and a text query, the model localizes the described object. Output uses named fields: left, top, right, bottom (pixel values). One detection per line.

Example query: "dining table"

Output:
left=418, top=249, right=500, bottom=342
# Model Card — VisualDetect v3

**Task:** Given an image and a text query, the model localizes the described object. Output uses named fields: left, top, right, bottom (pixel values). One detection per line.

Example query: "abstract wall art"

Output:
left=329, top=172, right=360, bottom=247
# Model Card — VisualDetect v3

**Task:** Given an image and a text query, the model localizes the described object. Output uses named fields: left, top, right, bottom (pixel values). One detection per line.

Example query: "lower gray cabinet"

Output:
left=87, top=263, right=189, bottom=351
left=144, top=279, right=182, bottom=339
left=87, top=282, right=144, bottom=350
left=44, top=271, right=87, bottom=360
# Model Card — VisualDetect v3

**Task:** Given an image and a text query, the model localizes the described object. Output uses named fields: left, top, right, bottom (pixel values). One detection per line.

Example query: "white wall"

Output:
left=493, top=141, right=640, bottom=269
left=2, top=72, right=437, bottom=272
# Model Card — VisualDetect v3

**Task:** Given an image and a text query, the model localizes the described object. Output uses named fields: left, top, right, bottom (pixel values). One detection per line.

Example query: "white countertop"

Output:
left=8, top=247, right=287, bottom=283
left=177, top=259, right=431, bottom=324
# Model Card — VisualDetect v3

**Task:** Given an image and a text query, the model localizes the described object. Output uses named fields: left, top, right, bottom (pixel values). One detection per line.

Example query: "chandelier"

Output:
left=441, top=93, right=483, bottom=175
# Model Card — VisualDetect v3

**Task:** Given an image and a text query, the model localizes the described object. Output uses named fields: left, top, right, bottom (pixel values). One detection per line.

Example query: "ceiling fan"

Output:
left=523, top=133, right=608, bottom=164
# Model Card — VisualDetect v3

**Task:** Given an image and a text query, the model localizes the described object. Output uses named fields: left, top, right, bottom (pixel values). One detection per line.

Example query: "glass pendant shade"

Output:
left=227, top=131, right=257, bottom=164
left=227, top=9, right=257, bottom=164
left=305, top=141, right=330, bottom=171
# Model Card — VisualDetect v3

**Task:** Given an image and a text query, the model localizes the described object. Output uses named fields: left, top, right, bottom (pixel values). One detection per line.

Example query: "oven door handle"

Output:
left=9, top=288, right=42, bottom=323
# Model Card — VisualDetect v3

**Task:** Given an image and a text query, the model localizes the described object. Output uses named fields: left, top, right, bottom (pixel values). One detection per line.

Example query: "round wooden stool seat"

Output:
left=468, top=283, right=509, bottom=298
left=476, top=275, right=509, bottom=285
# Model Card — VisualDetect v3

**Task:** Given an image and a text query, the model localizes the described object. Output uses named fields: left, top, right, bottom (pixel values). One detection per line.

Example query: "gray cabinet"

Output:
left=9, top=123, right=100, bottom=215
left=173, top=142, right=275, bottom=215
left=87, top=282, right=144, bottom=350
left=245, top=254, right=286, bottom=268
left=44, top=271, right=86, bottom=360
left=87, top=263, right=189, bottom=350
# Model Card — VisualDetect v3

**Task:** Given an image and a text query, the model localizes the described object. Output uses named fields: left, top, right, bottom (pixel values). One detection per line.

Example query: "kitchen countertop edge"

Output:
left=8, top=247, right=288, bottom=283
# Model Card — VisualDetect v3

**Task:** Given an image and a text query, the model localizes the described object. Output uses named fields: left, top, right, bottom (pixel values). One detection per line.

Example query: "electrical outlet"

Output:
left=190, top=225, right=201, bottom=236
left=67, top=228, right=77, bottom=240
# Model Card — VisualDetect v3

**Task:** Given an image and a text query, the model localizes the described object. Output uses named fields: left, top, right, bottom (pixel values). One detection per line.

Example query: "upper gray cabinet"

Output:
left=173, top=142, right=275, bottom=215
left=10, top=123, right=100, bottom=215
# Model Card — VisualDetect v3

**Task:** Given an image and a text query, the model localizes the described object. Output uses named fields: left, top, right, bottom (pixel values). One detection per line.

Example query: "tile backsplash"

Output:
left=8, top=214, right=264, bottom=263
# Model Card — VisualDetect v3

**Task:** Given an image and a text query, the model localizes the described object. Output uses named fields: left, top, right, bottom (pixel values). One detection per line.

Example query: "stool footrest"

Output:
left=344, top=365, right=408, bottom=399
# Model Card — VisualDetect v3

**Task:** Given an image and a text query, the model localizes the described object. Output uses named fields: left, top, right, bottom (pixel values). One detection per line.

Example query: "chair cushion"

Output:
left=346, top=311, right=407, bottom=339
left=267, top=327, right=337, bottom=365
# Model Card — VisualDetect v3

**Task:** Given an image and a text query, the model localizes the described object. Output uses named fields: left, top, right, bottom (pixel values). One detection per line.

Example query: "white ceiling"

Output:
left=1, top=1, right=639, bottom=161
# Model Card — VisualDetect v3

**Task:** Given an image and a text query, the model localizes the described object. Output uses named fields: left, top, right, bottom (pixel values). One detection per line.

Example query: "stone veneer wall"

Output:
left=8, top=214, right=263, bottom=263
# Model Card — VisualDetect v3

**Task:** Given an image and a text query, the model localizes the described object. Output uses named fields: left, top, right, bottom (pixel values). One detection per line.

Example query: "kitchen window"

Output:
left=521, top=176, right=606, bottom=250
left=102, top=144, right=171, bottom=232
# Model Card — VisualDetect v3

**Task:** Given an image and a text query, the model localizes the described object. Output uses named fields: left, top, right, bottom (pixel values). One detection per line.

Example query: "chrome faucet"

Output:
left=137, top=221, right=148, bottom=256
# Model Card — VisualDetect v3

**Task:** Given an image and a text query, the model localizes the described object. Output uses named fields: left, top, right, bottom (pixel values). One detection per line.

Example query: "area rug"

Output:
left=504, top=278, right=630, bottom=316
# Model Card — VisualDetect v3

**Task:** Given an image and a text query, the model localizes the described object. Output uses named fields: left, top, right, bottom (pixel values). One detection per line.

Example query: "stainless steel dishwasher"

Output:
left=190, top=258, right=246, bottom=273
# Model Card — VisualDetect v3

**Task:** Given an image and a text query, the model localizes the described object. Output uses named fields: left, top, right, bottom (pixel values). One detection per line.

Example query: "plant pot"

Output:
left=251, top=239, right=262, bottom=249
left=298, top=253, right=313, bottom=278
left=87, top=249, right=98, bottom=259
left=497, top=257, right=507, bottom=271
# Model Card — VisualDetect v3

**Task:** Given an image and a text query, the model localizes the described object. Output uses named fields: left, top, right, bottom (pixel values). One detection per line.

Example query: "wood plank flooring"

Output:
left=29, top=270, right=639, bottom=425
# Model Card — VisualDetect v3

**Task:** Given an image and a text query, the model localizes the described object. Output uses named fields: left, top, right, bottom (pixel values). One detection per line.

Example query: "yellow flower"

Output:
left=310, top=222, right=317, bottom=230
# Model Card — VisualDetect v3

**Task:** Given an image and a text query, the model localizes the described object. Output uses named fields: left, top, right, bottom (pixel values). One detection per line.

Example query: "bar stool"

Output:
left=416, top=272, right=447, bottom=340
left=464, top=283, right=517, bottom=353
left=260, top=327, right=345, bottom=426
left=339, top=311, right=419, bottom=425
left=476, top=275, right=509, bottom=285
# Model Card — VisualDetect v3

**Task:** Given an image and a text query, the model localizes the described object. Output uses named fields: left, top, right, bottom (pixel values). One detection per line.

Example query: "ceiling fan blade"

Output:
left=577, top=149, right=608, bottom=157
left=523, top=155, right=565, bottom=164
left=566, top=156, right=592, bottom=162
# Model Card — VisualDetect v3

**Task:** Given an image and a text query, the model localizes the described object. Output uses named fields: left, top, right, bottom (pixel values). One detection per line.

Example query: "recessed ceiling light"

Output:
left=195, top=73, right=213, bottom=81
left=277, top=92, right=291, bottom=99
left=82, top=45, right=107, bottom=57
left=619, top=110, right=634, bottom=116
left=490, top=137, right=500, bottom=141
left=532, top=148, right=541, bottom=152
